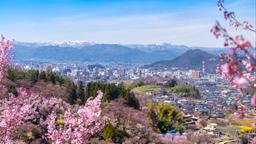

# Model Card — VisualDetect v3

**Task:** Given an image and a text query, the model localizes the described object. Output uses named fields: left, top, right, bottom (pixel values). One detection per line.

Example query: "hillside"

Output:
left=150, top=49, right=220, bottom=73
left=13, top=43, right=185, bottom=64
left=0, top=69, right=181, bottom=143
left=13, top=42, right=225, bottom=64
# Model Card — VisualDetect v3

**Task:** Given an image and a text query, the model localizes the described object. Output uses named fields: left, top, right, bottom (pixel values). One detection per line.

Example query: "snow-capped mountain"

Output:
left=12, top=41, right=227, bottom=64
left=14, top=41, right=94, bottom=48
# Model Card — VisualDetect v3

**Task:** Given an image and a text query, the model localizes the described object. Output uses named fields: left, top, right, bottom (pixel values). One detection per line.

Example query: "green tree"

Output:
left=101, top=122, right=128, bottom=141
left=26, top=70, right=39, bottom=83
left=103, top=84, right=111, bottom=103
left=156, top=103, right=183, bottom=134
left=125, top=93, right=140, bottom=109
left=67, top=82, right=77, bottom=104
left=85, top=82, right=140, bottom=109
left=147, top=100, right=158, bottom=130
left=102, top=123, right=116, bottom=140
left=46, top=72, right=56, bottom=84
left=175, top=124, right=185, bottom=134
left=39, top=71, right=46, bottom=81
left=134, top=80, right=143, bottom=87
left=7, top=69, right=15, bottom=81
left=8, top=86, right=18, bottom=96
left=77, top=81, right=85, bottom=104
left=166, top=79, right=177, bottom=88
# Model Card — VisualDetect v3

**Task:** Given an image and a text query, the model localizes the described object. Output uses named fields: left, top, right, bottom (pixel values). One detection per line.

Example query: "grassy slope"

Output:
left=132, top=85, right=161, bottom=94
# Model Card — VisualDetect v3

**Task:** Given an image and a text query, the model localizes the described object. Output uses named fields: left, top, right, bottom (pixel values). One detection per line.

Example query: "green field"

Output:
left=216, top=84, right=231, bottom=88
left=132, top=85, right=161, bottom=94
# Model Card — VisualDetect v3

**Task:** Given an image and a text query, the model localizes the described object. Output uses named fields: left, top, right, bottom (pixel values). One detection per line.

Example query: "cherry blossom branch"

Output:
left=212, top=0, right=256, bottom=112
left=217, top=0, right=256, bottom=32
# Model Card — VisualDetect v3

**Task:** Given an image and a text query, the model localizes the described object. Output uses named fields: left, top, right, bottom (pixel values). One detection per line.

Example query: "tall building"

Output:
left=190, top=70, right=201, bottom=79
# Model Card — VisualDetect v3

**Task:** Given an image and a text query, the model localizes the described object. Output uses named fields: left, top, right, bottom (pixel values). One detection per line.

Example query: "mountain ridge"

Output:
left=13, top=42, right=226, bottom=64
left=149, top=49, right=220, bottom=73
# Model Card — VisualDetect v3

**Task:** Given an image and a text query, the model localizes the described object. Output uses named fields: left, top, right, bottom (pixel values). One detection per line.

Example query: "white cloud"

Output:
left=1, top=0, right=255, bottom=48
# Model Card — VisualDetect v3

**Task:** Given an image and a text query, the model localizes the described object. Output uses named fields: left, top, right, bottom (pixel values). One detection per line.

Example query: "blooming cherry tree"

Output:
left=45, top=90, right=104, bottom=144
left=0, top=88, right=37, bottom=143
left=0, top=35, right=12, bottom=83
left=0, top=87, right=104, bottom=143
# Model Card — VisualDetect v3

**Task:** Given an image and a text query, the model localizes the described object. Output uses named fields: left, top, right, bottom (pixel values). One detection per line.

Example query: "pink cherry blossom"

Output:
left=45, top=90, right=104, bottom=144
left=212, top=0, right=256, bottom=112
left=243, top=21, right=253, bottom=30
left=251, top=96, right=256, bottom=107
left=0, top=35, right=12, bottom=82
left=221, top=63, right=236, bottom=76
left=210, top=23, right=222, bottom=38
left=252, top=137, right=256, bottom=144
left=232, top=76, right=250, bottom=89
left=233, top=35, right=252, bottom=50
left=0, top=88, right=37, bottom=143
left=159, top=134, right=192, bottom=144
left=0, top=88, right=104, bottom=143
left=243, top=60, right=253, bottom=71
left=217, top=0, right=256, bottom=32
left=212, top=23, right=255, bottom=92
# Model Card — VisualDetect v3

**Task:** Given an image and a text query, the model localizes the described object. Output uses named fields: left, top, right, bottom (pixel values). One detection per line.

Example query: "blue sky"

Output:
left=0, top=0, right=255, bottom=47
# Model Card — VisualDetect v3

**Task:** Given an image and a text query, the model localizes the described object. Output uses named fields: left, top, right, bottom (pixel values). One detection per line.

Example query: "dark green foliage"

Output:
left=165, top=79, right=177, bottom=88
left=85, top=82, right=93, bottom=101
left=7, top=68, right=71, bottom=86
left=102, top=123, right=128, bottom=141
left=168, top=83, right=201, bottom=98
left=157, top=120, right=170, bottom=134
left=102, top=123, right=116, bottom=140
left=85, top=82, right=140, bottom=109
left=38, top=71, right=47, bottom=81
left=165, top=80, right=200, bottom=98
left=6, top=69, right=16, bottom=81
left=148, top=102, right=184, bottom=134
left=174, top=124, right=185, bottom=134
left=58, top=77, right=68, bottom=86
left=77, top=81, right=85, bottom=104
left=26, top=70, right=39, bottom=83
left=156, top=103, right=183, bottom=134
left=6, top=69, right=139, bottom=109
left=8, top=85, right=18, bottom=96
left=46, top=72, right=56, bottom=84
left=134, top=80, right=143, bottom=87
left=7, top=69, right=26, bottom=81
left=147, top=100, right=158, bottom=129
left=125, top=93, right=140, bottom=109
left=67, top=82, right=78, bottom=104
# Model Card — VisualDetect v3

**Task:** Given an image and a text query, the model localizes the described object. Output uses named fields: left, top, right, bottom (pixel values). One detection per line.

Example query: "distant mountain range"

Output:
left=149, top=49, right=221, bottom=73
left=12, top=42, right=226, bottom=64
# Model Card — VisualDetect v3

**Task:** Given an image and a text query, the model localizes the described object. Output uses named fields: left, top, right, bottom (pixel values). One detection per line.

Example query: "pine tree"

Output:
left=67, top=82, right=78, bottom=104
left=77, top=81, right=85, bottom=104
left=47, top=72, right=56, bottom=84
left=103, top=84, right=110, bottom=102
left=85, top=82, right=93, bottom=102
left=39, top=71, right=47, bottom=80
